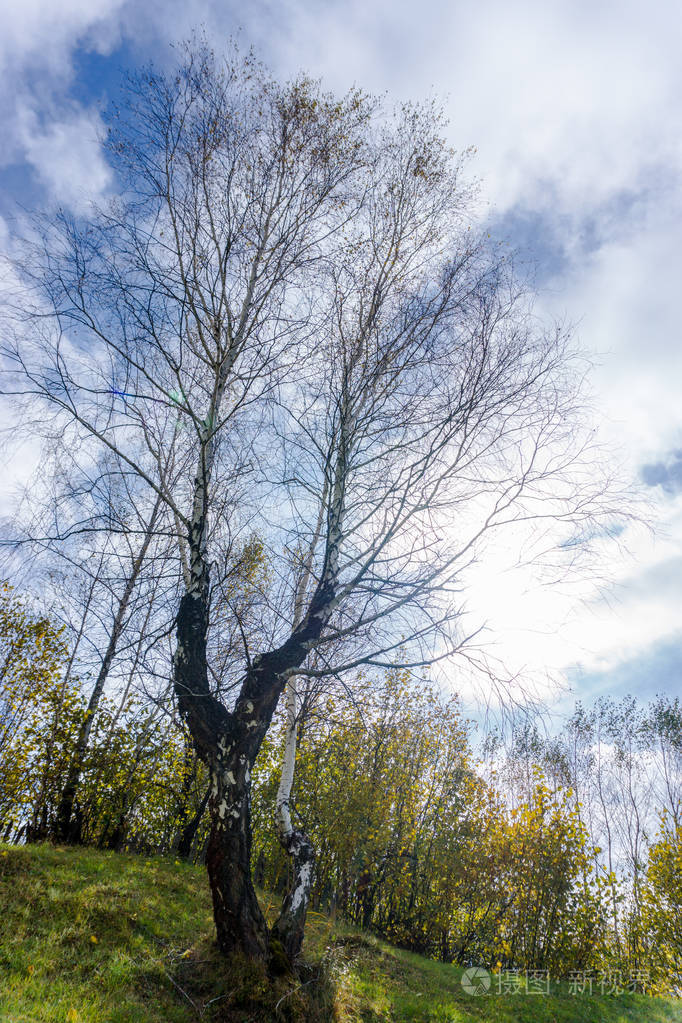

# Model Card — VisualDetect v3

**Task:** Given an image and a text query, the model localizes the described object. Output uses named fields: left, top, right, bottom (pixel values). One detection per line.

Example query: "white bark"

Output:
left=276, top=677, right=298, bottom=843
left=276, top=480, right=329, bottom=843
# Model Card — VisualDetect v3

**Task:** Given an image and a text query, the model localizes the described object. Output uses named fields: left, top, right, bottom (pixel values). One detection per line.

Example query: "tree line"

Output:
left=0, top=581, right=680, bottom=990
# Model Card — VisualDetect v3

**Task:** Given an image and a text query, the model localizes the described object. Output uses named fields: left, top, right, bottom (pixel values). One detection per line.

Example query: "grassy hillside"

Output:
left=0, top=843, right=680, bottom=1023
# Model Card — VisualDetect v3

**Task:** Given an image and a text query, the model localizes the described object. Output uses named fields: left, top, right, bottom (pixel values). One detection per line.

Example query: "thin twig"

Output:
left=274, top=974, right=317, bottom=1013
left=163, top=967, right=200, bottom=1013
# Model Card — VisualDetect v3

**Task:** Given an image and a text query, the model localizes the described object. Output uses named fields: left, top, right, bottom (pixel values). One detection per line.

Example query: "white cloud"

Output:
left=17, top=104, right=112, bottom=209
left=0, top=0, right=123, bottom=209
left=552, top=208, right=682, bottom=461
left=2, top=0, right=681, bottom=701
left=0, top=0, right=122, bottom=75
left=168, top=0, right=682, bottom=219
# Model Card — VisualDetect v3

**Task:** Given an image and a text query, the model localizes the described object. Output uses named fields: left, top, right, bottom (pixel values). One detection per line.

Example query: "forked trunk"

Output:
left=174, top=494, right=336, bottom=967
left=174, top=578, right=273, bottom=961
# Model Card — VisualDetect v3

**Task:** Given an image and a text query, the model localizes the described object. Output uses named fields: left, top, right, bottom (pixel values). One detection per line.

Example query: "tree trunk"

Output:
left=173, top=565, right=275, bottom=961
left=32, top=563, right=101, bottom=842
left=269, top=828, right=315, bottom=968
left=54, top=624, right=120, bottom=843
left=269, top=677, right=315, bottom=966
left=267, top=489, right=327, bottom=964
left=176, top=783, right=210, bottom=861
left=173, top=472, right=338, bottom=966
left=54, top=499, right=160, bottom=843
left=205, top=750, right=269, bottom=958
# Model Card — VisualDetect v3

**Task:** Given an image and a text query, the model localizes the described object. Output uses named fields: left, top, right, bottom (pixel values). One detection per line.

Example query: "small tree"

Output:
left=3, top=41, right=617, bottom=967
left=643, top=816, right=682, bottom=989
left=0, top=582, right=71, bottom=840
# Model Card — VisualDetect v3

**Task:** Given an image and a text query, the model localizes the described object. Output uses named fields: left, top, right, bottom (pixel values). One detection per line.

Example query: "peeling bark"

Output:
left=269, top=677, right=315, bottom=965
left=206, top=755, right=269, bottom=958
left=269, top=824, right=315, bottom=966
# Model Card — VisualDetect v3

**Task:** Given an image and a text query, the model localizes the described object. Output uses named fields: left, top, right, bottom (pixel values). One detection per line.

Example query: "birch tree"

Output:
left=3, top=440, right=177, bottom=842
left=2, top=41, right=617, bottom=968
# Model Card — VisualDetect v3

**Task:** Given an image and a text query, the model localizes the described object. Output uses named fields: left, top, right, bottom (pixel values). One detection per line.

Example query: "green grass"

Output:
left=0, top=843, right=680, bottom=1022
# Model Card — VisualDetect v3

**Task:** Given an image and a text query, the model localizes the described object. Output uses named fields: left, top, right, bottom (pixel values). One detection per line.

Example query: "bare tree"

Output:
left=2, top=438, right=181, bottom=841
left=2, top=41, right=619, bottom=968
left=52, top=492, right=163, bottom=842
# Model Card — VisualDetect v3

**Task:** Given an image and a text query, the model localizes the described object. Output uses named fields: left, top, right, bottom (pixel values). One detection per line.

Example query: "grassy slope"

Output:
left=0, top=843, right=680, bottom=1023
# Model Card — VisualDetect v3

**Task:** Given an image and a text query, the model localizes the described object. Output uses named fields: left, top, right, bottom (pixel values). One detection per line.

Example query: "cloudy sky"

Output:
left=1, top=0, right=680, bottom=713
